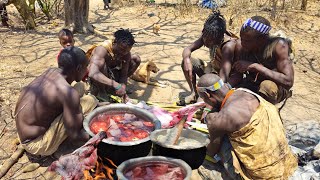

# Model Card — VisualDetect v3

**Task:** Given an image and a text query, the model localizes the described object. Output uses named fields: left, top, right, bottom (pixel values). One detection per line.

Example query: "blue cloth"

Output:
left=201, top=0, right=218, bottom=9
left=200, top=0, right=227, bottom=9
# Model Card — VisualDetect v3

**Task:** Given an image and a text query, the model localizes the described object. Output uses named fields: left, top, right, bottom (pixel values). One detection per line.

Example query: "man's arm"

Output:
left=182, top=37, right=204, bottom=84
left=182, top=37, right=204, bottom=60
left=88, top=46, right=120, bottom=89
left=205, top=112, right=230, bottom=156
left=60, top=87, right=89, bottom=141
left=219, top=41, right=236, bottom=82
left=235, top=40, right=294, bottom=89
left=251, top=40, right=294, bottom=89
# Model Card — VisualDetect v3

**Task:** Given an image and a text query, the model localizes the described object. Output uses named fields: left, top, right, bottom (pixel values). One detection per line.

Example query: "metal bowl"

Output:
left=83, top=103, right=161, bottom=165
left=116, top=156, right=192, bottom=180
left=150, top=129, right=210, bottom=169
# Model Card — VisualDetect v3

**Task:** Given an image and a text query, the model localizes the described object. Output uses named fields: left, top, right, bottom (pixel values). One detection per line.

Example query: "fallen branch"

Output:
left=86, top=25, right=112, bottom=38
left=11, top=162, right=40, bottom=179
left=0, top=146, right=25, bottom=179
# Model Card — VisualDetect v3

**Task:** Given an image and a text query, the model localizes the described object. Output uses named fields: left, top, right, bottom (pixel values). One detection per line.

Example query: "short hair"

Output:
left=58, top=29, right=73, bottom=39
left=114, top=28, right=135, bottom=46
left=202, top=11, right=226, bottom=39
left=58, top=47, right=87, bottom=73
left=241, top=16, right=271, bottom=34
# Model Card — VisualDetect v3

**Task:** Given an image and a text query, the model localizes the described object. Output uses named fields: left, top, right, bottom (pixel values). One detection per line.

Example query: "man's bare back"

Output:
left=206, top=90, right=260, bottom=134
left=15, top=68, right=79, bottom=142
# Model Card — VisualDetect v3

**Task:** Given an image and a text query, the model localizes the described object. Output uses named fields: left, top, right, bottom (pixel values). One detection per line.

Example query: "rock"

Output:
left=147, top=12, right=155, bottom=17
left=312, top=141, right=320, bottom=159
left=290, top=145, right=306, bottom=157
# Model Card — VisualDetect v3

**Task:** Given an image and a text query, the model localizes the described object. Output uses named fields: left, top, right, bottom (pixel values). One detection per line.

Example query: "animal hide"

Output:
left=48, top=131, right=107, bottom=180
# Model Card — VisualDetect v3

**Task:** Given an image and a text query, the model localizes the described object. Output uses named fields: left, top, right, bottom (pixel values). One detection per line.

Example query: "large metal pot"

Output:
left=116, top=156, right=192, bottom=180
left=150, top=129, right=210, bottom=169
left=83, top=104, right=161, bottom=165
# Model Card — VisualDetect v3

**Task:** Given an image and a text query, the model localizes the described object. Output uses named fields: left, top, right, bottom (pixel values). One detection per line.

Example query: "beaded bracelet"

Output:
left=203, top=108, right=211, bottom=112
left=115, top=83, right=122, bottom=90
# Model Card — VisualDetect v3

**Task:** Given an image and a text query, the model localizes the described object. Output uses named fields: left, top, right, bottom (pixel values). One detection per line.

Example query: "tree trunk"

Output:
left=271, top=0, right=277, bottom=20
left=28, top=0, right=36, bottom=15
left=281, top=0, right=285, bottom=10
left=8, top=0, right=36, bottom=29
left=301, top=0, right=307, bottom=11
left=64, top=0, right=90, bottom=33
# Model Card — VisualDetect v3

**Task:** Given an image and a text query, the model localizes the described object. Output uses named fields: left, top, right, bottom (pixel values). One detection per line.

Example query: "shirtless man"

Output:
left=231, top=16, right=294, bottom=104
left=180, top=11, right=237, bottom=105
left=15, top=47, right=97, bottom=156
left=197, top=73, right=297, bottom=179
left=88, top=29, right=141, bottom=102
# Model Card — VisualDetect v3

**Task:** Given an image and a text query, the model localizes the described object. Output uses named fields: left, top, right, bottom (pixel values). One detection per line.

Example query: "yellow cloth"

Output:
left=228, top=88, right=297, bottom=179
left=86, top=40, right=114, bottom=60
left=21, top=94, right=98, bottom=156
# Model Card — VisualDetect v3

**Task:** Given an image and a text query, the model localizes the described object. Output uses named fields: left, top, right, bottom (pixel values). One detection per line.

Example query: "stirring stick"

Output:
left=164, top=115, right=188, bottom=145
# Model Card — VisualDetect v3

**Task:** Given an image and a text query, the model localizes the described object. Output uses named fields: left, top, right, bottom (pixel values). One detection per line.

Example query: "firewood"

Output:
left=0, top=146, right=25, bottom=179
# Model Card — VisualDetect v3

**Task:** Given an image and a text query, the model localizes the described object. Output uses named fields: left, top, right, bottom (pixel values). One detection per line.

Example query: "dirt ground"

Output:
left=0, top=0, right=320, bottom=179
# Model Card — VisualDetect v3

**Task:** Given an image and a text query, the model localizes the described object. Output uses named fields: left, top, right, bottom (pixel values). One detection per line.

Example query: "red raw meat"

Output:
left=133, top=129, right=149, bottom=139
left=123, top=129, right=133, bottom=137
left=90, top=121, right=109, bottom=134
left=90, top=114, right=154, bottom=142
left=125, top=163, right=184, bottom=180
left=142, top=121, right=154, bottom=127
left=48, top=131, right=107, bottom=180
left=112, top=115, right=123, bottom=123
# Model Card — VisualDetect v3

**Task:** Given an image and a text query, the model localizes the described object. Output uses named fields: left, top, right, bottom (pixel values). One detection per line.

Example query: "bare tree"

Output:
left=8, top=0, right=36, bottom=29
left=271, top=0, right=277, bottom=20
left=28, top=0, right=36, bottom=14
left=64, top=0, right=92, bottom=33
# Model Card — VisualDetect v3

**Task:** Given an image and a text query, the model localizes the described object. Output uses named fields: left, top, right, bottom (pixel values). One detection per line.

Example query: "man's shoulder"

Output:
left=225, top=90, right=258, bottom=110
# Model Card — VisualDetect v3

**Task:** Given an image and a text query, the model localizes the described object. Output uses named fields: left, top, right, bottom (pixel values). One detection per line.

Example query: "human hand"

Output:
left=201, top=105, right=213, bottom=123
left=115, top=84, right=126, bottom=96
left=233, top=61, right=254, bottom=73
left=122, top=94, right=130, bottom=103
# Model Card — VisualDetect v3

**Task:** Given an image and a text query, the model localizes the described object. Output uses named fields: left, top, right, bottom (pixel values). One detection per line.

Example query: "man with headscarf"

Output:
left=197, top=73, right=297, bottom=179
left=231, top=16, right=294, bottom=104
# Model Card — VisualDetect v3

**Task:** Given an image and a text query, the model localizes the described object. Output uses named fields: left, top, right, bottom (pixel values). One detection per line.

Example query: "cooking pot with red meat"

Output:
left=116, top=156, right=192, bottom=180
left=83, top=104, right=161, bottom=165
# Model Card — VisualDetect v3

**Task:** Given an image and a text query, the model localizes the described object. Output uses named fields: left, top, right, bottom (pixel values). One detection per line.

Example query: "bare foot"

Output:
left=184, top=93, right=198, bottom=104
left=177, top=93, right=198, bottom=106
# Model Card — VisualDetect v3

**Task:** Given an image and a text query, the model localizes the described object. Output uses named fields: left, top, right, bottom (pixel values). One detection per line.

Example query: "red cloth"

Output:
left=56, top=48, right=63, bottom=63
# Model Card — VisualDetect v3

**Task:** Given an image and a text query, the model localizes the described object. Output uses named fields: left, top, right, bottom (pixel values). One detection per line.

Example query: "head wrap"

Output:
left=197, top=79, right=224, bottom=93
left=241, top=18, right=272, bottom=34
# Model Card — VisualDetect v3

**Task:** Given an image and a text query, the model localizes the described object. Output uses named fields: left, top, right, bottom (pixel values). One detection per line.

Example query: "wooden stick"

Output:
left=0, top=146, right=25, bottom=179
left=173, top=116, right=187, bottom=145
left=164, top=116, right=187, bottom=145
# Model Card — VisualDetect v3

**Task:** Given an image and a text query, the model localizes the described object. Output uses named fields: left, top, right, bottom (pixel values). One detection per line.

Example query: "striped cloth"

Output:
left=242, top=18, right=272, bottom=34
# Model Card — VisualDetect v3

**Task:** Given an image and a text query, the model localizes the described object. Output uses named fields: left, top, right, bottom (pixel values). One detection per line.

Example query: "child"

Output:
left=59, top=29, right=75, bottom=48
left=57, top=29, right=75, bottom=61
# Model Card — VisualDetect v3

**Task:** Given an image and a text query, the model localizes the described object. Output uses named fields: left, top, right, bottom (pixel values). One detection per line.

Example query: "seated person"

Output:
left=88, top=28, right=141, bottom=102
left=231, top=16, right=294, bottom=104
left=180, top=11, right=237, bottom=105
left=197, top=73, right=297, bottom=179
left=15, top=47, right=97, bottom=156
